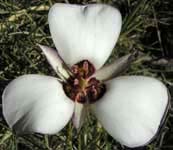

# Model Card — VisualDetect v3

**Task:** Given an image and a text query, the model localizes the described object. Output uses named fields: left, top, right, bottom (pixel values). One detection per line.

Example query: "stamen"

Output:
left=74, top=79, right=79, bottom=86
left=72, top=65, right=79, bottom=74
left=63, top=60, right=106, bottom=104
left=91, top=85, right=98, bottom=99
left=83, top=61, right=89, bottom=69
left=75, top=92, right=85, bottom=103
left=83, top=61, right=89, bottom=76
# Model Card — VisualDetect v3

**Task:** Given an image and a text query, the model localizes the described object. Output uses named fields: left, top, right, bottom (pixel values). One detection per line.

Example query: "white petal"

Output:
left=2, top=75, right=74, bottom=134
left=38, top=44, right=70, bottom=79
left=92, top=52, right=136, bottom=81
left=72, top=102, right=87, bottom=130
left=48, top=3, right=122, bottom=69
left=92, top=76, right=169, bottom=148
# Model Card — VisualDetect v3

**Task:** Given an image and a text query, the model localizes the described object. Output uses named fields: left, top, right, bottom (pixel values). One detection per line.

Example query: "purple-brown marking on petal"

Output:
left=63, top=60, right=106, bottom=104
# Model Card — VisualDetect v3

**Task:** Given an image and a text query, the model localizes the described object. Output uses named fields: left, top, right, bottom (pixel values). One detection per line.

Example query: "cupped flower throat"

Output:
left=63, top=60, right=106, bottom=104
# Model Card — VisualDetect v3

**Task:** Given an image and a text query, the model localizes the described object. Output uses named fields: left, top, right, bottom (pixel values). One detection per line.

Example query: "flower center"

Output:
left=63, top=60, right=106, bottom=104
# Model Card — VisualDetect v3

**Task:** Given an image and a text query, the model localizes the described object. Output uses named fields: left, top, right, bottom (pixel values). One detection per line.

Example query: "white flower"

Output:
left=2, top=3, right=170, bottom=148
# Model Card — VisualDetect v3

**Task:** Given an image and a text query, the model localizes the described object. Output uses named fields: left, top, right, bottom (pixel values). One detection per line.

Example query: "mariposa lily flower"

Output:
left=2, top=3, right=170, bottom=148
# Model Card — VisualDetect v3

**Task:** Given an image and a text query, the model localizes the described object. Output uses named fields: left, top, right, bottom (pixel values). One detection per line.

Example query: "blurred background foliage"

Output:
left=0, top=0, right=173, bottom=149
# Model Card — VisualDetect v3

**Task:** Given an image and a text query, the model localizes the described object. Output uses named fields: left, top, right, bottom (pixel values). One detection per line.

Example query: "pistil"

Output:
left=63, top=60, right=106, bottom=104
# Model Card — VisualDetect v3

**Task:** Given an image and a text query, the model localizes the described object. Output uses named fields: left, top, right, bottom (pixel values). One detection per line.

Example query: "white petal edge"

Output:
left=38, top=44, right=70, bottom=79
left=72, top=102, right=87, bottom=130
left=92, top=52, right=136, bottom=81
left=92, top=76, right=169, bottom=148
left=48, top=3, right=122, bottom=69
left=2, top=74, right=74, bottom=134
